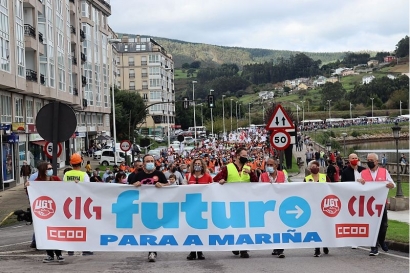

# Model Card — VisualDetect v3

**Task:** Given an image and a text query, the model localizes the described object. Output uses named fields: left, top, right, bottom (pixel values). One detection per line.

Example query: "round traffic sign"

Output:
left=270, top=130, right=291, bottom=150
left=44, top=142, right=63, bottom=159
left=120, top=140, right=131, bottom=152
left=177, top=135, right=184, bottom=142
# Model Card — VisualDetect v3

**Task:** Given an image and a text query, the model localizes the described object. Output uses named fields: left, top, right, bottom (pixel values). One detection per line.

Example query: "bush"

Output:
left=351, top=131, right=361, bottom=137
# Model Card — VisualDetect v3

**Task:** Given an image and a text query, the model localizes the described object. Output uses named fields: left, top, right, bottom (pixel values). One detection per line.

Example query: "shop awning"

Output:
left=31, top=140, right=47, bottom=146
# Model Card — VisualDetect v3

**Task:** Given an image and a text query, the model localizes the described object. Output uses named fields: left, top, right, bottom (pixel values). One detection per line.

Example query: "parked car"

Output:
left=99, top=150, right=128, bottom=166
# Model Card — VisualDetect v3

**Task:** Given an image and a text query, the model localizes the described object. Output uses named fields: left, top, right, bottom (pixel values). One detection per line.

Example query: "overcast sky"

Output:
left=109, top=0, right=409, bottom=53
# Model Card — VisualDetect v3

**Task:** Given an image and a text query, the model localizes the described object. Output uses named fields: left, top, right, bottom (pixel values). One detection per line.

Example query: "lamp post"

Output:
left=341, top=132, right=347, bottom=157
left=400, top=100, right=402, bottom=116
left=235, top=101, right=238, bottom=132
left=327, top=100, right=332, bottom=119
left=392, top=122, right=403, bottom=197
left=192, top=81, right=197, bottom=141
left=248, top=103, right=251, bottom=128
left=300, top=100, right=305, bottom=123
left=210, top=89, right=214, bottom=136
left=199, top=103, right=204, bottom=127
left=164, top=67, right=173, bottom=148
left=370, top=97, right=374, bottom=118
left=230, top=99, right=233, bottom=133
left=222, top=95, right=226, bottom=135
left=350, top=102, right=353, bottom=119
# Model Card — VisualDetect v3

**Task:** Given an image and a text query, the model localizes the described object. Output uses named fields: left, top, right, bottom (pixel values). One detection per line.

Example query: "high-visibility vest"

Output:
left=226, top=163, right=250, bottom=183
left=305, top=173, right=327, bottom=183
left=361, top=167, right=387, bottom=182
left=63, top=170, right=87, bottom=182
left=260, top=171, right=285, bottom=183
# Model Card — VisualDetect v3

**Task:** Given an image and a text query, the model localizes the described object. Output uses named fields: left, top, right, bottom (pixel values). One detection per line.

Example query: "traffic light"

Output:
left=182, top=97, right=189, bottom=109
left=208, top=95, right=215, bottom=108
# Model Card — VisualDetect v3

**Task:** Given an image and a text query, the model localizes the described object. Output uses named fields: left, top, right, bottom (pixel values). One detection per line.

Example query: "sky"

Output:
left=108, top=0, right=409, bottom=53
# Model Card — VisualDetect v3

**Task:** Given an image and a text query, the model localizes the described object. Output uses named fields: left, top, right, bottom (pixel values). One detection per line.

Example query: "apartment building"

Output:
left=113, top=35, right=175, bottom=136
left=0, top=0, right=113, bottom=189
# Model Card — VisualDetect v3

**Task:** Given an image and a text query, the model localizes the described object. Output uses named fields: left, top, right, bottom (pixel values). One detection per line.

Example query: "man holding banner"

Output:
left=214, top=147, right=258, bottom=258
left=358, top=153, right=395, bottom=257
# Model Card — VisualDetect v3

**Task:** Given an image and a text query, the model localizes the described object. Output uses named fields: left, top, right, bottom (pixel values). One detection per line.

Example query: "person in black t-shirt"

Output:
left=130, top=154, right=169, bottom=262
left=90, top=170, right=103, bottom=182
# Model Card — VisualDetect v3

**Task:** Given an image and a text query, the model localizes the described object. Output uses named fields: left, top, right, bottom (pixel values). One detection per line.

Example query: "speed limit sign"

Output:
left=270, top=130, right=291, bottom=150
left=44, top=142, right=63, bottom=159
left=120, top=140, right=131, bottom=152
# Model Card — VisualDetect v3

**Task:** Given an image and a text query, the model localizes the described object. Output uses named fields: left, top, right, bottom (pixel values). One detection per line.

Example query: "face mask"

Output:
left=310, top=167, right=319, bottom=174
left=145, top=162, right=155, bottom=171
left=194, top=165, right=202, bottom=172
left=46, top=170, right=53, bottom=177
left=350, top=159, right=359, bottom=166
left=239, top=156, right=248, bottom=164
left=266, top=166, right=275, bottom=173
left=182, top=169, right=187, bottom=173
left=367, top=161, right=376, bottom=169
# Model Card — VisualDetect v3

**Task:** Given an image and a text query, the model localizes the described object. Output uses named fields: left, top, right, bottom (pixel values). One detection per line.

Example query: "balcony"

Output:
left=80, top=29, right=85, bottom=41
left=81, top=52, right=86, bottom=63
left=72, top=57, right=77, bottom=65
left=26, top=69, right=38, bottom=82
left=142, top=85, right=148, bottom=90
left=70, top=25, right=76, bottom=34
left=141, top=61, right=147, bottom=65
left=40, top=74, right=45, bottom=85
left=141, top=73, right=148, bottom=77
left=73, top=87, right=78, bottom=96
left=82, top=76, right=86, bottom=86
left=24, top=24, right=36, bottom=39
left=96, top=0, right=111, bottom=15
left=38, top=32, right=43, bottom=43
left=129, top=73, right=135, bottom=79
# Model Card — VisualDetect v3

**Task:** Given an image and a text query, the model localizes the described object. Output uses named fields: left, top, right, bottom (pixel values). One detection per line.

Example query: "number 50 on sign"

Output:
left=270, top=130, right=291, bottom=150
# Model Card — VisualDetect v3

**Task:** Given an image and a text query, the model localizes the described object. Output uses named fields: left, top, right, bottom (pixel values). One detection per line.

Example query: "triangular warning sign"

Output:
left=265, top=105, right=295, bottom=130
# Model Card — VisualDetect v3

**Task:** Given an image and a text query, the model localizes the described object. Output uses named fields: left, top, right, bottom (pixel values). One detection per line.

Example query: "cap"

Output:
left=70, top=153, right=82, bottom=165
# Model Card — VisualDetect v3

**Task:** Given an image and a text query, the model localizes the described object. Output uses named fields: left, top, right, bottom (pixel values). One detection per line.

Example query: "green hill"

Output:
left=116, top=33, right=353, bottom=68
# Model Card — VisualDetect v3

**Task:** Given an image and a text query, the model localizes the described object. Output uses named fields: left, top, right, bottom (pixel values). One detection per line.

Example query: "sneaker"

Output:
left=314, top=249, right=321, bottom=257
left=186, top=252, right=196, bottom=260
left=42, top=256, right=54, bottom=263
left=240, top=251, right=249, bottom=258
left=379, top=242, right=389, bottom=252
left=271, top=250, right=278, bottom=255
left=197, top=252, right=205, bottom=260
left=323, top=247, right=329, bottom=254
left=369, top=247, right=379, bottom=256
left=56, top=256, right=65, bottom=262
left=148, top=252, right=156, bottom=262
left=277, top=252, right=285, bottom=258
left=232, top=251, right=240, bottom=255
left=351, top=246, right=357, bottom=249
left=82, top=251, right=94, bottom=256
left=67, top=251, right=74, bottom=256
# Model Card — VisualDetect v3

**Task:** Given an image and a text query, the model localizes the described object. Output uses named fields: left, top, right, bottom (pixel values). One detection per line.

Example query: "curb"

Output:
left=0, top=211, right=14, bottom=227
left=386, top=240, right=409, bottom=253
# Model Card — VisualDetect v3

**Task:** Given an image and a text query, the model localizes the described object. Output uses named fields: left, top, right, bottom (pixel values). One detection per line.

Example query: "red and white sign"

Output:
left=335, top=224, right=369, bottom=238
left=47, top=226, right=87, bottom=242
left=321, top=195, right=341, bottom=217
left=120, top=140, right=131, bottom=152
left=265, top=105, right=295, bottom=130
left=270, top=130, right=291, bottom=150
left=32, top=196, right=56, bottom=219
left=44, top=142, right=63, bottom=159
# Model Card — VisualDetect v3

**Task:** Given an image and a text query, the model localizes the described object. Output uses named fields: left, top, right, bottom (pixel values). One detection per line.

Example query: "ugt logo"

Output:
left=32, top=196, right=56, bottom=219
left=348, top=195, right=383, bottom=217
left=63, top=197, right=102, bottom=220
left=321, top=195, right=341, bottom=217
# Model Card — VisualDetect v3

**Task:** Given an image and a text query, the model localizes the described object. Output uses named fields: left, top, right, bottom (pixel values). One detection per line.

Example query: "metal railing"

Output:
left=70, top=25, right=76, bottom=34
left=141, top=73, right=148, bottom=77
left=72, top=57, right=77, bottom=65
left=81, top=52, right=86, bottom=62
left=73, top=87, right=78, bottom=95
left=80, top=29, right=85, bottom=41
left=24, top=24, right=36, bottom=38
left=26, top=69, right=38, bottom=82
left=38, top=32, right=43, bottom=43
left=40, top=74, right=45, bottom=85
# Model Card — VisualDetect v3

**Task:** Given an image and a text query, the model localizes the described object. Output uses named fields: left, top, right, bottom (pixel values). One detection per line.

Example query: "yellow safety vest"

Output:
left=305, top=173, right=327, bottom=183
left=226, top=163, right=251, bottom=183
left=64, top=170, right=87, bottom=182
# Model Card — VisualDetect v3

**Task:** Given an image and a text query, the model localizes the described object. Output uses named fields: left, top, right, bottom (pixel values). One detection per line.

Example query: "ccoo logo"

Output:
left=321, top=195, right=341, bottom=217
left=32, top=196, right=56, bottom=219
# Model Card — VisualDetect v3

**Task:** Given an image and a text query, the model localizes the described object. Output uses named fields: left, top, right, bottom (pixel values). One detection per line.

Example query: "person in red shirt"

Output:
left=185, top=158, right=213, bottom=260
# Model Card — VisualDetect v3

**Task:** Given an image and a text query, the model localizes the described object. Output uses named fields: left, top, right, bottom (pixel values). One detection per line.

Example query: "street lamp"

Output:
left=164, top=67, right=173, bottom=148
left=222, top=95, right=226, bottom=135
left=350, top=102, right=353, bottom=119
left=192, top=81, right=197, bottom=141
left=370, top=97, right=374, bottom=118
left=392, top=122, right=403, bottom=197
left=248, top=103, right=251, bottom=128
left=400, top=100, right=402, bottom=116
left=230, top=99, right=233, bottom=133
left=327, top=100, right=332, bottom=119
left=300, top=101, right=305, bottom=123
left=210, top=89, right=214, bottom=136
left=341, top=132, right=347, bottom=157
left=235, top=101, right=238, bottom=132
left=199, top=103, right=204, bottom=127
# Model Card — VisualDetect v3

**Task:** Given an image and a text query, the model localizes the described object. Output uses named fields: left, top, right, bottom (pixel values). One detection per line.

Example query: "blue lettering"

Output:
left=236, top=234, right=254, bottom=245
left=181, top=194, right=208, bottom=229
left=112, top=190, right=140, bottom=228
left=248, top=201, right=276, bottom=227
left=273, top=233, right=281, bottom=243
left=282, top=232, right=302, bottom=243
left=141, top=202, right=179, bottom=229
left=209, top=234, right=235, bottom=245
left=100, top=235, right=118, bottom=245
left=211, top=202, right=246, bottom=228
left=140, top=235, right=158, bottom=246
left=303, top=232, right=322, bottom=243
left=255, top=233, right=272, bottom=244
left=158, top=235, right=178, bottom=246
left=119, top=235, right=138, bottom=246
left=183, top=235, right=204, bottom=246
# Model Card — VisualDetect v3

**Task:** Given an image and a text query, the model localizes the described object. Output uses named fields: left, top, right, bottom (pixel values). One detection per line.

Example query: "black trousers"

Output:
left=46, top=250, right=62, bottom=257
left=375, top=207, right=388, bottom=247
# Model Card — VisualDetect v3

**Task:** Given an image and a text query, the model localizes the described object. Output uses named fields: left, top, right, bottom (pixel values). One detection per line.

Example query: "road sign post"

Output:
left=44, top=142, right=63, bottom=159
left=270, top=130, right=291, bottom=150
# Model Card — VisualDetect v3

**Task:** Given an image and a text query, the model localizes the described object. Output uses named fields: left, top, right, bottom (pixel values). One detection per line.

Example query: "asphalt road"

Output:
left=0, top=224, right=408, bottom=273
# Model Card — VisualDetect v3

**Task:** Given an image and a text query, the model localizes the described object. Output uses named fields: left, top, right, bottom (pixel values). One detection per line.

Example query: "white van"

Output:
left=99, top=149, right=129, bottom=166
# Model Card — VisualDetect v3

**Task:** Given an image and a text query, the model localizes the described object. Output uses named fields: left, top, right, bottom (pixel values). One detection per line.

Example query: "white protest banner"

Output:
left=28, top=182, right=388, bottom=251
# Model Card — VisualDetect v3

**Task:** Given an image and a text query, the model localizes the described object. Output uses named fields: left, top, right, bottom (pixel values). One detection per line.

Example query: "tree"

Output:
left=320, top=82, right=347, bottom=105
left=395, top=36, right=409, bottom=58
left=181, top=63, right=190, bottom=69
left=190, top=61, right=201, bottom=69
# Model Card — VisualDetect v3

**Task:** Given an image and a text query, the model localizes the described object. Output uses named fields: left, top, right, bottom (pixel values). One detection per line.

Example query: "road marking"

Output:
left=0, top=249, right=38, bottom=254
left=0, top=241, right=31, bottom=248
left=0, top=211, right=14, bottom=226
left=357, top=247, right=409, bottom=260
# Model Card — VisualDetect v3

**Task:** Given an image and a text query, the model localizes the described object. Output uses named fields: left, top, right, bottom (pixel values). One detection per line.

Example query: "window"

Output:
left=149, top=79, right=161, bottom=87
left=14, top=97, right=24, bottom=122
left=15, top=0, right=24, bottom=76
left=34, top=100, right=42, bottom=120
left=149, top=54, right=160, bottom=63
left=26, top=99, right=33, bottom=124
left=141, top=56, right=147, bottom=65
left=0, top=93, right=11, bottom=122
left=149, top=67, right=160, bottom=75
left=149, top=91, right=162, bottom=100
left=0, top=1, right=10, bottom=72
left=129, top=69, right=134, bottom=78
left=129, top=81, right=135, bottom=90
left=81, top=0, right=89, bottom=17
left=128, top=57, right=134, bottom=66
